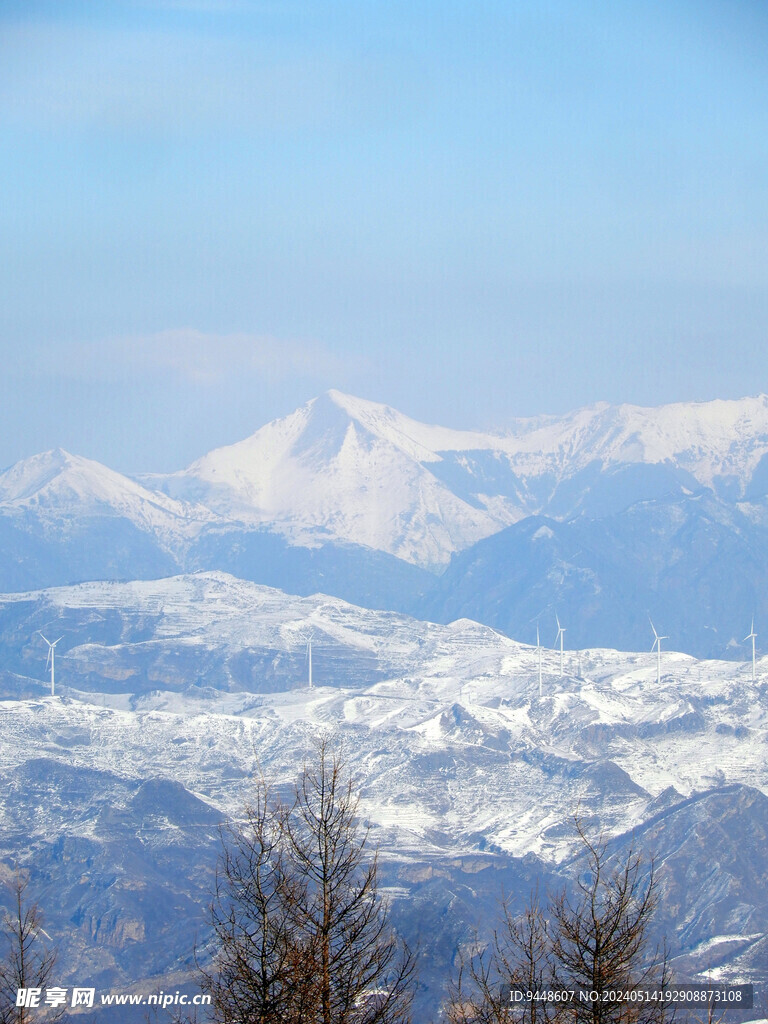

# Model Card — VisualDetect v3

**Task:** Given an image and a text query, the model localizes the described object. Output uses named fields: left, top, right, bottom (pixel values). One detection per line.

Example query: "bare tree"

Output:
left=0, top=873, right=59, bottom=1024
left=445, top=820, right=670, bottom=1024
left=201, top=780, right=316, bottom=1023
left=550, top=820, right=670, bottom=1024
left=446, top=889, right=553, bottom=1024
left=204, top=741, right=416, bottom=1024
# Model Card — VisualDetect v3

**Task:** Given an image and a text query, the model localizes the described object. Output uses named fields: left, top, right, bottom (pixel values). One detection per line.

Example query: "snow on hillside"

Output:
left=1, top=571, right=514, bottom=680
left=0, top=448, right=217, bottom=544
left=288, top=391, right=768, bottom=483
left=153, top=392, right=513, bottom=566
left=144, top=391, right=768, bottom=566
left=498, top=394, right=768, bottom=485
left=1, top=642, right=764, bottom=863
left=2, top=573, right=768, bottom=1005
left=6, top=393, right=768, bottom=571
left=2, top=572, right=766, bottom=862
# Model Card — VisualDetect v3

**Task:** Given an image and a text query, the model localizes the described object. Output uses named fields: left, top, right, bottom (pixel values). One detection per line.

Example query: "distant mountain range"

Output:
left=3, top=390, right=768, bottom=658
left=1, top=573, right=767, bottom=1017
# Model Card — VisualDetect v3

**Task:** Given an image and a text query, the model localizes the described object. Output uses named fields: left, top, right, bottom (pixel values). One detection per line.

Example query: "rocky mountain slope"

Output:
left=0, top=574, right=766, bottom=1017
left=153, top=390, right=768, bottom=565
left=5, top=393, right=768, bottom=657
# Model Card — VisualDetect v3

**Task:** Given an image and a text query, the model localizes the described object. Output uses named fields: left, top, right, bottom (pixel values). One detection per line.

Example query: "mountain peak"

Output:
left=322, top=389, right=402, bottom=424
left=152, top=390, right=768, bottom=567
left=166, top=391, right=511, bottom=566
left=0, top=448, right=213, bottom=531
left=0, top=448, right=87, bottom=504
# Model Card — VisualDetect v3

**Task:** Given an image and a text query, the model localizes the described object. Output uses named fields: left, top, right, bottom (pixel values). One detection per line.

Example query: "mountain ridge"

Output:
left=0, top=448, right=216, bottom=537
left=1, top=574, right=767, bottom=1012
left=146, top=389, right=768, bottom=565
left=4, top=391, right=768, bottom=657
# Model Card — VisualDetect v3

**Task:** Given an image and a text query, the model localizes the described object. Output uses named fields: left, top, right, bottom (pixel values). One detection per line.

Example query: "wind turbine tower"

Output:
left=649, top=619, right=668, bottom=686
left=39, top=633, right=63, bottom=697
left=555, top=616, right=566, bottom=678
left=745, top=619, right=757, bottom=682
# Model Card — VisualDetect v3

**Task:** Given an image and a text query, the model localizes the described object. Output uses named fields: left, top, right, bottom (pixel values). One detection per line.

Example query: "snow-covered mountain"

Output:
left=10, top=392, right=768, bottom=574
left=6, top=392, right=768, bottom=657
left=1, top=573, right=766, bottom=1016
left=4, top=396, right=768, bottom=1013
left=0, top=449, right=217, bottom=591
left=0, top=448, right=213, bottom=536
left=169, top=388, right=768, bottom=499
left=153, top=389, right=768, bottom=566
left=151, top=390, right=518, bottom=568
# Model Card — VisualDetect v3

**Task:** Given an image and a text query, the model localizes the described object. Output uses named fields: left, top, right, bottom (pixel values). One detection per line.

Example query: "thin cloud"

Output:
left=115, top=328, right=353, bottom=384
left=23, top=328, right=368, bottom=388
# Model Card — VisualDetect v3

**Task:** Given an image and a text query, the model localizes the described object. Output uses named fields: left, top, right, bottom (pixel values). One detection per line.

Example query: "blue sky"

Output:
left=1, top=0, right=767, bottom=471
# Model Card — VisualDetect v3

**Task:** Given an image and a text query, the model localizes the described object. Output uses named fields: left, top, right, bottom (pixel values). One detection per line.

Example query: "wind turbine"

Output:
left=39, top=633, right=63, bottom=696
left=649, top=619, right=668, bottom=686
left=744, top=618, right=757, bottom=682
left=555, top=616, right=566, bottom=678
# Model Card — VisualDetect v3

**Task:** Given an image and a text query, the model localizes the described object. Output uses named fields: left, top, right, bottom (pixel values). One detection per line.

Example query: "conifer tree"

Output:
left=204, top=740, right=415, bottom=1024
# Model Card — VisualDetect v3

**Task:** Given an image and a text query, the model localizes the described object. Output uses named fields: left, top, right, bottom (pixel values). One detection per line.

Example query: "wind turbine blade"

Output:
left=46, top=648, right=51, bottom=670
left=39, top=632, right=50, bottom=646
left=52, top=636, right=63, bottom=646
left=649, top=617, right=658, bottom=640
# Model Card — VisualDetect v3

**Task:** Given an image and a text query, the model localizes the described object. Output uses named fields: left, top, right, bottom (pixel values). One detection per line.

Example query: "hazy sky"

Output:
left=2, top=0, right=767, bottom=471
